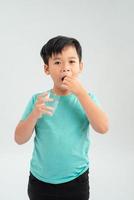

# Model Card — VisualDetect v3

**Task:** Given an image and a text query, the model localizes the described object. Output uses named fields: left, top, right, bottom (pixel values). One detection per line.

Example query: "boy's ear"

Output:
left=44, top=64, right=50, bottom=75
left=79, top=62, right=84, bottom=72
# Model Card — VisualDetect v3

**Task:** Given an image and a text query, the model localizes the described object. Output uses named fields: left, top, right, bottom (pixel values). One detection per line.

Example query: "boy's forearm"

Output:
left=76, top=89, right=109, bottom=134
left=14, top=111, right=38, bottom=144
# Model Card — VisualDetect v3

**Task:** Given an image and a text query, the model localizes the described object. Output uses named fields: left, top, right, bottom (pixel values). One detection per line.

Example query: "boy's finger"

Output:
left=37, top=93, right=49, bottom=101
left=36, top=98, right=44, bottom=104
left=45, top=106, right=54, bottom=111
left=38, top=92, right=47, bottom=98
left=37, top=96, right=43, bottom=101
left=44, top=111, right=53, bottom=116
left=40, top=107, right=54, bottom=115
left=44, top=98, right=54, bottom=102
left=41, top=92, right=49, bottom=98
left=64, top=76, right=72, bottom=81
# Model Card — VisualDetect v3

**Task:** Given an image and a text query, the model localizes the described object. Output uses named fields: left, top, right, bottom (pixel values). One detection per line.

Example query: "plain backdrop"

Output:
left=0, top=0, right=134, bottom=199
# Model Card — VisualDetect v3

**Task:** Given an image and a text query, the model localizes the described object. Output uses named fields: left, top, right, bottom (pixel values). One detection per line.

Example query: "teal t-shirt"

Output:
left=21, top=89, right=101, bottom=184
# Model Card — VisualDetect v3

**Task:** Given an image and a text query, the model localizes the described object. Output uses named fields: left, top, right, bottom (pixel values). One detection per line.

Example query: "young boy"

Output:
left=14, top=35, right=109, bottom=200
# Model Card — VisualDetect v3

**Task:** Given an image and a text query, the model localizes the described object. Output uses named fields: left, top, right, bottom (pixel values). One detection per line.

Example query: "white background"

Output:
left=0, top=0, right=134, bottom=199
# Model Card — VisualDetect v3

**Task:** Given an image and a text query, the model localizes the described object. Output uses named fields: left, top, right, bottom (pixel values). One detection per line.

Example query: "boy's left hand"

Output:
left=62, top=75, right=86, bottom=96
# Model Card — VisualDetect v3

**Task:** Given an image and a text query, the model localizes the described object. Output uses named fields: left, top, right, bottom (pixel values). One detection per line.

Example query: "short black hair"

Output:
left=40, top=35, right=82, bottom=65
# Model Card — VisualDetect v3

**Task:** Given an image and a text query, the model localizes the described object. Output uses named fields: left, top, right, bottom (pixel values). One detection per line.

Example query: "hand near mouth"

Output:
left=60, top=73, right=72, bottom=90
left=60, top=75, right=70, bottom=90
left=61, top=75, right=85, bottom=96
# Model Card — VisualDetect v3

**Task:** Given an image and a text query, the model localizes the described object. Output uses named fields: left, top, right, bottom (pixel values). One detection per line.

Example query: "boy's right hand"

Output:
left=32, top=93, right=54, bottom=119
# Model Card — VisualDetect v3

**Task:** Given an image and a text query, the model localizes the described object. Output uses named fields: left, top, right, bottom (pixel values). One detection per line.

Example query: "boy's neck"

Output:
left=52, top=86, right=72, bottom=96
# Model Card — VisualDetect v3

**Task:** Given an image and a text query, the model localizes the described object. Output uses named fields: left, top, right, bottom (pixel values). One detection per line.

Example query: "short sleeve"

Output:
left=88, top=92, right=102, bottom=108
left=21, top=94, right=36, bottom=121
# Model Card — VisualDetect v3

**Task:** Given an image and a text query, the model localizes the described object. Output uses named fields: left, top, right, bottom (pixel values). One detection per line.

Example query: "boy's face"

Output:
left=44, top=45, right=83, bottom=93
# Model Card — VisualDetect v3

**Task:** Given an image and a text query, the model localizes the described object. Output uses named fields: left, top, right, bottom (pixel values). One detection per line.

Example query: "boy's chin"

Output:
left=60, top=84, right=69, bottom=91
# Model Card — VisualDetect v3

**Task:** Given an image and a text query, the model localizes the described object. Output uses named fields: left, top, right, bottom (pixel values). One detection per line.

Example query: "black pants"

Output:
left=28, top=169, right=90, bottom=200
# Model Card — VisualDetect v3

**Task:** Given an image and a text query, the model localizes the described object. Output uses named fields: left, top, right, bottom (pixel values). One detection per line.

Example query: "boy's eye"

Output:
left=54, top=61, right=61, bottom=65
left=69, top=60, right=75, bottom=64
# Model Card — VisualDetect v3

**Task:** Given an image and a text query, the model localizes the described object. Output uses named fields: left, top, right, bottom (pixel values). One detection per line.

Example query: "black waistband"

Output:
left=29, top=168, right=89, bottom=186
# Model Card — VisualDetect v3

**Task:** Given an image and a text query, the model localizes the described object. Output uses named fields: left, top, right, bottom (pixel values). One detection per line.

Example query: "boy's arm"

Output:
left=14, top=111, right=39, bottom=144
left=76, top=89, right=109, bottom=134
left=62, top=76, right=109, bottom=134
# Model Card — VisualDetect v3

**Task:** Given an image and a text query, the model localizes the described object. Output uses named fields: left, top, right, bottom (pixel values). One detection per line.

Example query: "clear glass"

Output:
left=45, top=89, right=60, bottom=115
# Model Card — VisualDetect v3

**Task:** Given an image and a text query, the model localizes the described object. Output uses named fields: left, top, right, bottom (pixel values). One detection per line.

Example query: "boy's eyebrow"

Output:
left=68, top=57, right=77, bottom=59
left=53, top=56, right=77, bottom=60
left=53, top=57, right=61, bottom=60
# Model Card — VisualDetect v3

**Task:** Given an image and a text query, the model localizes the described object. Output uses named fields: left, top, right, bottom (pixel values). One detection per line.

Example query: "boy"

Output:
left=14, top=35, right=109, bottom=200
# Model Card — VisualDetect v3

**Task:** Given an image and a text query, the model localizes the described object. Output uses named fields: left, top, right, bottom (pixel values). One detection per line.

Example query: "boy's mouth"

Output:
left=61, top=76, right=66, bottom=81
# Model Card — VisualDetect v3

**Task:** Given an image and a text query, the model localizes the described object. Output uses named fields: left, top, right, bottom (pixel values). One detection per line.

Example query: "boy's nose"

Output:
left=61, top=66, right=71, bottom=73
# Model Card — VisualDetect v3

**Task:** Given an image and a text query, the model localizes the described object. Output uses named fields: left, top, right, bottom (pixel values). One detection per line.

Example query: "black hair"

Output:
left=40, top=35, right=82, bottom=65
